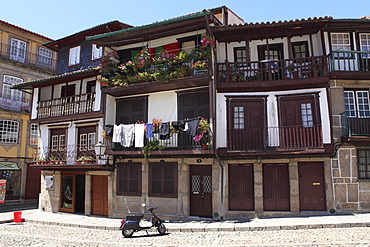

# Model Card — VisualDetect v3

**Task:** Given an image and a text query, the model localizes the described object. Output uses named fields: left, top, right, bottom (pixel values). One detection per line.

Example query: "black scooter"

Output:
left=119, top=204, right=166, bottom=238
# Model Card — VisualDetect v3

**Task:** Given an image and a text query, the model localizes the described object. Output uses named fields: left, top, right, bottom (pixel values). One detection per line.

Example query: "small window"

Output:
left=91, top=44, right=102, bottom=60
left=149, top=162, right=177, bottom=198
left=292, top=42, right=309, bottom=58
left=233, top=106, right=245, bottom=129
left=331, top=33, right=351, bottom=58
left=301, top=103, right=313, bottom=127
left=30, top=124, right=38, bottom=145
left=69, top=46, right=80, bottom=66
left=38, top=47, right=53, bottom=64
left=0, top=120, right=19, bottom=143
left=357, top=148, right=370, bottom=180
left=234, top=47, right=247, bottom=63
left=117, top=162, right=142, bottom=196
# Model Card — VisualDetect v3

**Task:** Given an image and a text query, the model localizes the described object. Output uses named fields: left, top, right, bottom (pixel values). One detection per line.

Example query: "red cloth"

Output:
left=163, top=42, right=180, bottom=55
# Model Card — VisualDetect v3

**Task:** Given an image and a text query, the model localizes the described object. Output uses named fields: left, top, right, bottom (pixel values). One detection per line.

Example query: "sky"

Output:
left=2, top=0, right=370, bottom=40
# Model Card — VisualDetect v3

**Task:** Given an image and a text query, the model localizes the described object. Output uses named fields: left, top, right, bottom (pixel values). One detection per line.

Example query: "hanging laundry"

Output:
left=171, top=120, right=186, bottom=131
left=159, top=122, right=170, bottom=140
left=193, top=133, right=204, bottom=142
left=146, top=123, right=153, bottom=138
left=112, top=124, right=123, bottom=143
left=187, top=119, right=200, bottom=137
left=135, top=123, right=145, bottom=148
left=121, top=124, right=135, bottom=147
left=104, top=124, right=114, bottom=137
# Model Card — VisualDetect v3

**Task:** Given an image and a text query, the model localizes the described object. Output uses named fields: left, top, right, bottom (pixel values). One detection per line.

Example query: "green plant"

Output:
left=142, top=139, right=165, bottom=158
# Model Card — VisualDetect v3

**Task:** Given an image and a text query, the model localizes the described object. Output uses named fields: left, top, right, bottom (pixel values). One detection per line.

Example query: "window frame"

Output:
left=360, top=33, right=370, bottom=58
left=116, top=162, right=142, bottom=196
left=0, top=120, right=19, bottom=144
left=30, top=123, right=38, bottom=145
left=148, top=162, right=178, bottom=198
left=2, top=75, right=23, bottom=102
left=330, top=33, right=352, bottom=58
left=68, top=46, right=81, bottom=66
left=357, top=148, right=370, bottom=180
left=344, top=90, right=370, bottom=118
left=233, top=47, right=247, bottom=63
left=91, top=44, right=103, bottom=61
left=38, top=47, right=53, bottom=64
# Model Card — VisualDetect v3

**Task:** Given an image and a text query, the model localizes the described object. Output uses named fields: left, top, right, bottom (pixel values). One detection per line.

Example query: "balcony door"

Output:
left=10, top=38, right=26, bottom=63
left=227, top=98, right=266, bottom=150
left=77, top=125, right=96, bottom=162
left=279, top=95, right=322, bottom=149
left=49, top=128, right=67, bottom=162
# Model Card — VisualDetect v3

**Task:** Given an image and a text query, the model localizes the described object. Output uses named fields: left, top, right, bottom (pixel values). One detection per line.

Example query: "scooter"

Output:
left=119, top=203, right=166, bottom=238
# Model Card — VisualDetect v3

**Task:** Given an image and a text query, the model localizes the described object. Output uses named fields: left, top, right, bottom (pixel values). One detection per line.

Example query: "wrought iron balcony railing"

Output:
left=328, top=51, right=370, bottom=72
left=228, top=125, right=323, bottom=151
left=32, top=144, right=97, bottom=165
left=0, top=43, right=56, bottom=72
left=217, top=56, right=327, bottom=83
left=37, top=93, right=96, bottom=119
left=341, top=111, right=370, bottom=137
left=0, top=95, right=30, bottom=112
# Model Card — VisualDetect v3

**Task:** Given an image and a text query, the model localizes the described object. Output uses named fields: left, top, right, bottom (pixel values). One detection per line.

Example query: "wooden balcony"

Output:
left=216, top=56, right=328, bottom=92
left=328, top=51, right=370, bottom=80
left=227, top=125, right=323, bottom=152
left=37, top=93, right=96, bottom=119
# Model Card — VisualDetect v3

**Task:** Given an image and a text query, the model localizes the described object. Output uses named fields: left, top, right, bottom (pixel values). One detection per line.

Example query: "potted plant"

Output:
left=192, top=60, right=208, bottom=75
left=142, top=139, right=165, bottom=158
left=83, top=156, right=93, bottom=164
left=48, top=157, right=56, bottom=164
left=76, top=157, right=84, bottom=164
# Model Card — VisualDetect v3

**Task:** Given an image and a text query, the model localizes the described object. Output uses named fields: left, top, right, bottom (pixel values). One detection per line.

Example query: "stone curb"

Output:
left=2, top=218, right=368, bottom=232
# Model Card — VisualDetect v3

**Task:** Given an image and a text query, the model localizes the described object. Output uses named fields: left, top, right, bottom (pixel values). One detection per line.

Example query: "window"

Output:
left=357, top=148, right=370, bottom=180
left=91, top=44, right=102, bottom=60
left=301, top=103, right=313, bottom=127
left=2, top=75, right=23, bottom=101
left=233, top=106, right=245, bottom=129
left=331, top=33, right=351, bottom=57
left=234, top=47, right=247, bottom=62
left=10, top=38, right=26, bottom=63
left=292, top=42, right=309, bottom=58
left=117, top=162, right=142, bottom=196
left=344, top=90, right=370, bottom=117
left=79, top=133, right=96, bottom=151
left=360, top=34, right=370, bottom=58
left=69, top=46, right=80, bottom=66
left=30, top=124, right=38, bottom=145
left=38, top=47, right=52, bottom=64
left=51, top=134, right=65, bottom=151
left=149, top=162, right=177, bottom=198
left=0, top=120, right=19, bottom=143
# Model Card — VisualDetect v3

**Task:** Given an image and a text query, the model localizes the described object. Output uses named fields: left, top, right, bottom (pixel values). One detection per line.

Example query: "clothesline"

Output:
left=104, top=117, right=207, bottom=148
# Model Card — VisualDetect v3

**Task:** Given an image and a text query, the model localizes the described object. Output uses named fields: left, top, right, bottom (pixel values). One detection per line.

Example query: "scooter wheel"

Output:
left=122, top=229, right=134, bottom=238
left=158, top=223, right=166, bottom=235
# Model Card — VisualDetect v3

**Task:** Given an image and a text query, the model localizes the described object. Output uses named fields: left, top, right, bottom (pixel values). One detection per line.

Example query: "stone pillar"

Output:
left=289, top=161, right=299, bottom=212
left=85, top=174, right=91, bottom=215
left=254, top=162, right=263, bottom=213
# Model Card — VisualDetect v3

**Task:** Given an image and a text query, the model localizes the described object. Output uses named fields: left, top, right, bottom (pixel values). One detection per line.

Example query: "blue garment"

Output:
left=146, top=123, right=153, bottom=138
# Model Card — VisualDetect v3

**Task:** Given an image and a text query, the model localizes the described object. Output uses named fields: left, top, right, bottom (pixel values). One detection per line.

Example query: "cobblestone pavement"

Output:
left=1, top=222, right=370, bottom=246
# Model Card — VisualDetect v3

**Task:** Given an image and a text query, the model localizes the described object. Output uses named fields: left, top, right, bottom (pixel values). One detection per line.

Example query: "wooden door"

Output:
left=228, top=98, right=266, bottom=150
left=299, top=162, right=326, bottom=211
left=190, top=165, right=212, bottom=217
left=91, top=175, right=108, bottom=216
left=25, top=163, right=41, bottom=199
left=263, top=163, right=290, bottom=211
left=229, top=164, right=254, bottom=211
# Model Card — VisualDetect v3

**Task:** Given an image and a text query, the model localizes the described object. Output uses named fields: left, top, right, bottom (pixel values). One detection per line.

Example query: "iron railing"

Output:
left=228, top=125, right=323, bottom=151
left=0, top=43, right=56, bottom=72
left=217, top=56, right=327, bottom=83
left=32, top=144, right=97, bottom=165
left=0, top=95, right=30, bottom=112
left=341, top=111, right=370, bottom=137
left=328, top=51, right=370, bottom=72
left=37, top=93, right=96, bottom=118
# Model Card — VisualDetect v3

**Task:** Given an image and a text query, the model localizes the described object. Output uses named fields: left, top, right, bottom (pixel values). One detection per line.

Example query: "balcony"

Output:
left=341, top=111, right=370, bottom=138
left=37, top=93, right=96, bottom=119
left=227, top=125, right=323, bottom=151
left=0, top=94, right=30, bottom=112
left=0, top=43, right=56, bottom=72
left=329, top=51, right=370, bottom=72
left=216, top=56, right=328, bottom=91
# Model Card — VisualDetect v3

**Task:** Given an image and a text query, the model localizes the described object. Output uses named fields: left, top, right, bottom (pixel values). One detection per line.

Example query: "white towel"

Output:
left=112, top=124, right=122, bottom=143
left=121, top=124, right=135, bottom=147
left=134, top=123, right=145, bottom=148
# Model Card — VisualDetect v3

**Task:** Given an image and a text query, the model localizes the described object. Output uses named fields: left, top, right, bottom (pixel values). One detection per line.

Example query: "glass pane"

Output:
left=61, top=176, right=73, bottom=209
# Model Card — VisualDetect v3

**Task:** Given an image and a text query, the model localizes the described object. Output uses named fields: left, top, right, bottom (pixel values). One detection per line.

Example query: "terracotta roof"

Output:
left=13, top=68, right=99, bottom=89
left=0, top=20, right=53, bottom=41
